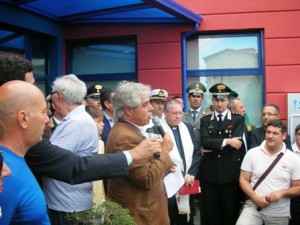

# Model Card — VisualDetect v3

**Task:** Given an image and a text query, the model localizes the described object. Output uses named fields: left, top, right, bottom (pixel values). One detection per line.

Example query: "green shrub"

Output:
left=66, top=200, right=136, bottom=225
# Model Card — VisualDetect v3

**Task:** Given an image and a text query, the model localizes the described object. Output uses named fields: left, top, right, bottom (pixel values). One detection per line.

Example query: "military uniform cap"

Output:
left=86, top=83, right=103, bottom=97
left=186, top=82, right=206, bottom=96
left=209, top=83, right=232, bottom=99
left=150, top=89, right=168, bottom=100
left=229, top=90, right=239, bottom=99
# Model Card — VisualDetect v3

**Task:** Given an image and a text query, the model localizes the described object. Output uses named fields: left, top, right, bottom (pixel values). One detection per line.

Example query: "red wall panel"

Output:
left=176, top=0, right=300, bottom=16
left=266, top=66, right=300, bottom=93
left=265, top=38, right=300, bottom=66
left=138, top=42, right=181, bottom=69
left=139, top=69, right=182, bottom=97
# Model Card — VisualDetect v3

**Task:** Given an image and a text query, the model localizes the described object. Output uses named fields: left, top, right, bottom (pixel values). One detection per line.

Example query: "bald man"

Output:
left=0, top=81, right=50, bottom=224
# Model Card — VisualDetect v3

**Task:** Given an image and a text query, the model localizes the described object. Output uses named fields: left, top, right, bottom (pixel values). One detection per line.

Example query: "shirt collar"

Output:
left=191, top=107, right=201, bottom=113
left=260, top=140, right=287, bottom=156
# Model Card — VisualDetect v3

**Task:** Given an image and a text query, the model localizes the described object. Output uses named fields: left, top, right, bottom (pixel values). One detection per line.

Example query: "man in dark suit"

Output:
left=100, top=88, right=115, bottom=145
left=249, top=103, right=292, bottom=150
left=200, top=83, right=246, bottom=225
left=0, top=55, right=162, bottom=185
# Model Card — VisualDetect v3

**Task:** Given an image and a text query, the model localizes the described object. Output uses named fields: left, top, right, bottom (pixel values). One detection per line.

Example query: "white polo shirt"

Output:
left=292, top=143, right=300, bottom=157
left=241, top=141, right=300, bottom=217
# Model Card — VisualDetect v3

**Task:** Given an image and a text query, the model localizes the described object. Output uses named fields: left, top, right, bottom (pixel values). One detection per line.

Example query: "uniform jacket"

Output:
left=106, top=120, right=174, bottom=225
left=182, top=108, right=205, bottom=145
left=200, top=111, right=246, bottom=184
left=249, top=126, right=292, bottom=150
left=100, top=115, right=112, bottom=146
left=25, top=139, right=128, bottom=185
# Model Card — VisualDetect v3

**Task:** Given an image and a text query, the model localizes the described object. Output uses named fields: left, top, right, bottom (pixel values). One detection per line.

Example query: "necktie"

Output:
left=217, top=114, right=223, bottom=127
left=192, top=111, right=198, bottom=121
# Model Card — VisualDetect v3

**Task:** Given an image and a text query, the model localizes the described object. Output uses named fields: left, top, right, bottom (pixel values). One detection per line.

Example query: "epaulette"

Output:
left=202, top=112, right=212, bottom=117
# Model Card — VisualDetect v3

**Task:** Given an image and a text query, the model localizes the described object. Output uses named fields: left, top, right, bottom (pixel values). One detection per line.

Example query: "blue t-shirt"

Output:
left=0, top=146, right=50, bottom=225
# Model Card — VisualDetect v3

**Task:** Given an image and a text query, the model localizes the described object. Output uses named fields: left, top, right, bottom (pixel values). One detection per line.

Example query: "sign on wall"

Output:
left=287, top=93, right=300, bottom=144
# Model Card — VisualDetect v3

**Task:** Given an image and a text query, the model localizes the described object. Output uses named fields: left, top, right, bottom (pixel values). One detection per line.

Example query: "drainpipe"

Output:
left=181, top=23, right=199, bottom=111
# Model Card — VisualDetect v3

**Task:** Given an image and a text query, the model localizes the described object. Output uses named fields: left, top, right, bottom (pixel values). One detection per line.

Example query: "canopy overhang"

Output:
left=0, top=0, right=202, bottom=24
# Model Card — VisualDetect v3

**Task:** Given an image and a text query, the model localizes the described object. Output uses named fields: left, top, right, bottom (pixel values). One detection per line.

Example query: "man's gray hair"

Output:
left=113, top=81, right=151, bottom=119
left=164, top=99, right=182, bottom=111
left=52, top=74, right=87, bottom=105
left=228, top=98, right=241, bottom=111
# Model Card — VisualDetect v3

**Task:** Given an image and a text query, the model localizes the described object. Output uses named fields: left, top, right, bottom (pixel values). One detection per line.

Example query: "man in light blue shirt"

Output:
left=42, top=75, right=98, bottom=225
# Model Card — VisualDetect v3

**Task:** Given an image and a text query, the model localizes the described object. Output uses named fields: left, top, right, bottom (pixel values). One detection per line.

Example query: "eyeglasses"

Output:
left=167, top=111, right=183, bottom=116
left=262, top=112, right=278, bottom=116
left=0, top=151, right=3, bottom=177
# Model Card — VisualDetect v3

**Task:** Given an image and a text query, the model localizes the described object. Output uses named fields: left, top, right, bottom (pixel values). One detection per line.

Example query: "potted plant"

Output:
left=66, top=199, right=136, bottom=225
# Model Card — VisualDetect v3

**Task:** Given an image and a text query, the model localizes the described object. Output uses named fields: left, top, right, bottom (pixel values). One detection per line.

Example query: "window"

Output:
left=0, top=28, right=51, bottom=95
left=67, top=38, right=137, bottom=89
left=187, top=32, right=264, bottom=127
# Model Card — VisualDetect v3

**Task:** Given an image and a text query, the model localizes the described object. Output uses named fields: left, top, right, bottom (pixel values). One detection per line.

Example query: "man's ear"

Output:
left=18, top=110, right=29, bottom=129
left=123, top=106, right=133, bottom=116
left=104, top=100, right=110, bottom=109
left=282, top=131, right=287, bottom=140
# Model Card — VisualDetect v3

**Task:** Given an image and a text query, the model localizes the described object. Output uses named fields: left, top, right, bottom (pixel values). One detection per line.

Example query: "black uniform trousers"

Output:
left=202, top=182, right=240, bottom=225
left=200, top=112, right=245, bottom=225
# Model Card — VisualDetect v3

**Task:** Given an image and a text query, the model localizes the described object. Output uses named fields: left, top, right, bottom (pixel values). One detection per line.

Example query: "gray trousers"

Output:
left=236, top=204, right=289, bottom=225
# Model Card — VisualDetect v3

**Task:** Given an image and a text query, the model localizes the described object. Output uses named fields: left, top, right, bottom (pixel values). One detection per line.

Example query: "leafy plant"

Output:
left=66, top=199, right=136, bottom=225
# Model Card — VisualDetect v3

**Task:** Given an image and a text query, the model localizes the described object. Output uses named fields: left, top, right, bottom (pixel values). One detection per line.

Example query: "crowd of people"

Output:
left=0, top=55, right=300, bottom=225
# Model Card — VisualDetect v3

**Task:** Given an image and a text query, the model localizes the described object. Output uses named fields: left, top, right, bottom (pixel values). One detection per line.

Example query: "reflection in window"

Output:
left=186, top=32, right=263, bottom=128
left=72, top=40, right=136, bottom=75
left=187, top=75, right=262, bottom=127
left=0, top=29, right=25, bottom=54
left=188, top=36, right=259, bottom=70
left=32, top=36, right=49, bottom=75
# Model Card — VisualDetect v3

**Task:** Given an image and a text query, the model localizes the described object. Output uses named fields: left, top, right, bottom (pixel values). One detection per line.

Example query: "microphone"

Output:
left=146, top=127, right=161, bottom=159
left=152, top=116, right=165, bottom=137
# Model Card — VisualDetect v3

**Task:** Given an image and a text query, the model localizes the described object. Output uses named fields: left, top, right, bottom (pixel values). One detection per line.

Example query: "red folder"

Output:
left=179, top=179, right=200, bottom=195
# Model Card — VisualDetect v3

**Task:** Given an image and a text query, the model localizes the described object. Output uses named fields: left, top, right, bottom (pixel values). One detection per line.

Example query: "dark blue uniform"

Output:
left=200, top=111, right=246, bottom=225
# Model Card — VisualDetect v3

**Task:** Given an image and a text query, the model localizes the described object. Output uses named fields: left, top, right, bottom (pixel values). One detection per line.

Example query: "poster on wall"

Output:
left=287, top=93, right=300, bottom=144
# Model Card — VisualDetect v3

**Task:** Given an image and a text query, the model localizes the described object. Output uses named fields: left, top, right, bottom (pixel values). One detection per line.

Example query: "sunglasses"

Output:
left=0, top=151, right=3, bottom=177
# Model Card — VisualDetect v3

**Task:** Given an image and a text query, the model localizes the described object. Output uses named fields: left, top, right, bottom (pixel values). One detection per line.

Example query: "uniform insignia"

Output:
left=158, top=90, right=166, bottom=97
left=95, top=84, right=102, bottom=93
left=217, top=84, right=226, bottom=93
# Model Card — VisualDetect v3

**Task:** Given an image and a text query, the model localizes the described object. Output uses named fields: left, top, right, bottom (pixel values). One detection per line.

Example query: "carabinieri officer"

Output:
left=200, top=83, right=246, bottom=225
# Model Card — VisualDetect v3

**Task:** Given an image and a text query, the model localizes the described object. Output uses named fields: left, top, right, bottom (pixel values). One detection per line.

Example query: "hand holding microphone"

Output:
left=146, top=127, right=161, bottom=159
left=151, top=116, right=174, bottom=156
left=152, top=116, right=165, bottom=137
